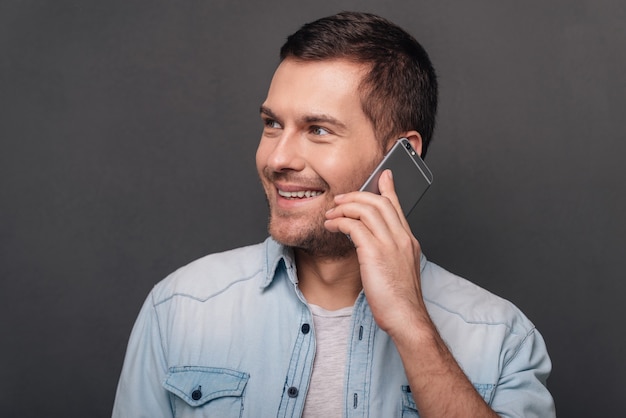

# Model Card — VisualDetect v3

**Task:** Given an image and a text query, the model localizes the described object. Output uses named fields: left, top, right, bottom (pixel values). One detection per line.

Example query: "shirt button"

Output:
left=191, top=387, right=202, bottom=400
left=287, top=386, right=299, bottom=398
left=301, top=323, right=310, bottom=334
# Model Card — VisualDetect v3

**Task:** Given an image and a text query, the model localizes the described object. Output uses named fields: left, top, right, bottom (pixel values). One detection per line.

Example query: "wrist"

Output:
left=386, top=309, right=440, bottom=348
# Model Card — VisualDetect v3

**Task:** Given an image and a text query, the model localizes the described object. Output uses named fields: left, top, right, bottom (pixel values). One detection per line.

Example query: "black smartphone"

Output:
left=359, top=138, right=433, bottom=217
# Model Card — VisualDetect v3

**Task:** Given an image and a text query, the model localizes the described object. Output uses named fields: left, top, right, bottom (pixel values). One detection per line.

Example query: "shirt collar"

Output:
left=260, top=236, right=429, bottom=288
left=261, top=237, right=296, bottom=289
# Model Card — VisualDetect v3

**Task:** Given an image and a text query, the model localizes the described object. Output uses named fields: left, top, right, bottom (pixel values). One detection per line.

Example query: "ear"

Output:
left=400, top=130, right=423, bottom=157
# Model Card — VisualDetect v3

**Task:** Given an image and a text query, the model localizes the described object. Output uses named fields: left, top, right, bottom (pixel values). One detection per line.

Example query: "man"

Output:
left=113, top=12, right=555, bottom=417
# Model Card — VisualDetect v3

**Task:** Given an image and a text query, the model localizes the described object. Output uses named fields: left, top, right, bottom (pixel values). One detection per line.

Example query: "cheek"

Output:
left=319, top=154, right=379, bottom=193
left=255, top=142, right=268, bottom=174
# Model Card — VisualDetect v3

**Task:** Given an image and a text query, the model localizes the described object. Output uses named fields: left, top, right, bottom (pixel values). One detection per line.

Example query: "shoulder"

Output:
left=421, top=258, right=534, bottom=335
left=150, top=241, right=268, bottom=305
left=420, top=259, right=554, bottom=412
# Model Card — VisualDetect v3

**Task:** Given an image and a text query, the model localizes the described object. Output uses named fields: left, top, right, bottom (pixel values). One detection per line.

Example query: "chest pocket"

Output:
left=401, top=383, right=495, bottom=417
left=163, top=366, right=250, bottom=417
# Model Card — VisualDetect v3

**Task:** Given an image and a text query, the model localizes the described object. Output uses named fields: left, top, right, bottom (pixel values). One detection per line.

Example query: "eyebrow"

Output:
left=260, top=105, right=347, bottom=131
left=260, top=105, right=279, bottom=121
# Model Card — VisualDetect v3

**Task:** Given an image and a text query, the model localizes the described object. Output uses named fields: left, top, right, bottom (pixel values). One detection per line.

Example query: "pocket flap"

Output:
left=163, top=366, right=249, bottom=407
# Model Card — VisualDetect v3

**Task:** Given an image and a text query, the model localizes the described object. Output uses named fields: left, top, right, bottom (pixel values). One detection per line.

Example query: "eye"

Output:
left=262, top=117, right=282, bottom=129
left=310, top=126, right=330, bottom=136
left=263, top=118, right=282, bottom=129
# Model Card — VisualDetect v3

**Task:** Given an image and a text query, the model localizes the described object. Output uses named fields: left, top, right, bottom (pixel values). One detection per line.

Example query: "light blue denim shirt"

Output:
left=113, top=237, right=555, bottom=417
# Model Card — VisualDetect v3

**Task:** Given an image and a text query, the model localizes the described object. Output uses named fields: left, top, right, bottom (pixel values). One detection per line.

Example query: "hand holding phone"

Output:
left=359, top=138, right=433, bottom=217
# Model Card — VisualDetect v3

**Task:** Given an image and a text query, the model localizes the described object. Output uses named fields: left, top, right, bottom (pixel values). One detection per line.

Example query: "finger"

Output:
left=325, top=201, right=393, bottom=241
left=331, top=189, right=406, bottom=237
left=377, top=169, right=411, bottom=231
left=324, top=216, right=373, bottom=243
left=326, top=197, right=412, bottom=253
left=331, top=188, right=398, bottom=222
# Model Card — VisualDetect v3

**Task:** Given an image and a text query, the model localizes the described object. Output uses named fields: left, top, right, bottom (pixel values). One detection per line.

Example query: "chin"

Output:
left=268, top=217, right=354, bottom=258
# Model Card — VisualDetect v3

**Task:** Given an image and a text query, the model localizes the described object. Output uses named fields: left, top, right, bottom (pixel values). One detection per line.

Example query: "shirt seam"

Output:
left=424, top=297, right=521, bottom=334
left=502, top=326, right=537, bottom=369
left=153, top=270, right=263, bottom=306
left=150, top=290, right=170, bottom=377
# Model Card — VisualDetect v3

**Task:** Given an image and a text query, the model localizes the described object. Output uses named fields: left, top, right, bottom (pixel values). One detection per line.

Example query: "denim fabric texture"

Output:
left=113, top=237, right=555, bottom=417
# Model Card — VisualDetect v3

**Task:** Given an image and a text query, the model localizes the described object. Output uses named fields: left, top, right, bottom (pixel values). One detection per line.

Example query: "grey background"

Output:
left=1, top=0, right=624, bottom=416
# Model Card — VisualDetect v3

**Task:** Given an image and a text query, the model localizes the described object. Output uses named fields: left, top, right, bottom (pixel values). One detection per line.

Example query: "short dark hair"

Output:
left=280, top=11, right=438, bottom=157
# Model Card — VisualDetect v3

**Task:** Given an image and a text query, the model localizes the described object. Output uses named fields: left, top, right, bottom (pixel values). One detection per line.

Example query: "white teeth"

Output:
left=278, top=189, right=323, bottom=199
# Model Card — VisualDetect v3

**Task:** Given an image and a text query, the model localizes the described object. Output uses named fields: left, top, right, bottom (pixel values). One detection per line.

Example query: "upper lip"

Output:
left=274, top=182, right=324, bottom=194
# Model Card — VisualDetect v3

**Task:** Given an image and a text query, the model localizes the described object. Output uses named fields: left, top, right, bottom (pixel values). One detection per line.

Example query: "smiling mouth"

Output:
left=277, top=189, right=323, bottom=199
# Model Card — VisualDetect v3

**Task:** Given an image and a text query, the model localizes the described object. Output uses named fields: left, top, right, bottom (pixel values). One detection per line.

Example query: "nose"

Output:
left=263, top=131, right=306, bottom=173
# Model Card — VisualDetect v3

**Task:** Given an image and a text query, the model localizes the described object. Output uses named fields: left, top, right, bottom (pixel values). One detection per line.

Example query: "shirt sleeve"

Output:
left=491, top=326, right=556, bottom=418
left=112, top=290, right=173, bottom=418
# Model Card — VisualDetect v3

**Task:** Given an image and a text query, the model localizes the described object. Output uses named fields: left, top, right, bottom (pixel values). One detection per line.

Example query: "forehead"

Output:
left=263, top=58, right=369, bottom=121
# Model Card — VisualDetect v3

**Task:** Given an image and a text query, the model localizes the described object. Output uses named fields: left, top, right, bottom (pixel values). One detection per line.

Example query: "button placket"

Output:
left=345, top=294, right=375, bottom=418
left=277, top=307, right=315, bottom=417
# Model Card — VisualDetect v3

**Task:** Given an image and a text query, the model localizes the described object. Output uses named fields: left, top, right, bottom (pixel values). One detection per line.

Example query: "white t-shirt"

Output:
left=302, top=303, right=353, bottom=418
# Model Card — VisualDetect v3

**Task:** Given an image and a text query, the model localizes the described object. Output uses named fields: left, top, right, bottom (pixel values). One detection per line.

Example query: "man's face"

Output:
left=256, top=58, right=384, bottom=257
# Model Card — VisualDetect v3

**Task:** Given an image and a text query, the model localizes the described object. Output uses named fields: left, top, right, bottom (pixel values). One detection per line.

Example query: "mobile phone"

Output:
left=359, top=138, right=433, bottom=217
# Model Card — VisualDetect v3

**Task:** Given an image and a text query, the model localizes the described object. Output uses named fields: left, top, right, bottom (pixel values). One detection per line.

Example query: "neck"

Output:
left=295, top=248, right=362, bottom=310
